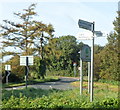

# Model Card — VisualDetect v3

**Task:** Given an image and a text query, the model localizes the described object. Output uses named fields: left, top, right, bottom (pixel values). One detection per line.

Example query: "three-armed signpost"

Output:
left=78, top=19, right=103, bottom=102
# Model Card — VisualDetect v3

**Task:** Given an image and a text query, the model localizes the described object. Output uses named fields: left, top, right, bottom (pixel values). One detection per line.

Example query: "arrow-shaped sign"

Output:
left=78, top=19, right=93, bottom=31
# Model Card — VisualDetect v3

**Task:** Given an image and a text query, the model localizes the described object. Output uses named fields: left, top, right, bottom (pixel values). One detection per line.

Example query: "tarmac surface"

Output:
left=5, top=77, right=80, bottom=90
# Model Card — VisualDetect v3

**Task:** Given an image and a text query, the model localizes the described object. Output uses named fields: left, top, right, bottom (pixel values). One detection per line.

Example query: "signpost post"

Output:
left=78, top=19, right=94, bottom=102
left=78, top=51, right=83, bottom=95
left=20, top=56, right=33, bottom=89
left=78, top=19, right=104, bottom=102
left=88, top=62, right=91, bottom=93
left=90, top=22, right=95, bottom=102
left=5, top=65, right=11, bottom=84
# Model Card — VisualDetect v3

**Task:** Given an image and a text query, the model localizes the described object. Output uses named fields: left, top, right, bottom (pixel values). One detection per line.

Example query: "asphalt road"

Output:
left=5, top=77, right=79, bottom=90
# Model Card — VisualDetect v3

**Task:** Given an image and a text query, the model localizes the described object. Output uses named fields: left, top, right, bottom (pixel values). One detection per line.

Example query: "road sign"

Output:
left=78, top=19, right=93, bottom=31
left=20, top=56, right=33, bottom=66
left=76, top=32, right=92, bottom=40
left=81, top=45, right=91, bottom=62
left=5, top=65, right=11, bottom=71
left=94, top=31, right=103, bottom=37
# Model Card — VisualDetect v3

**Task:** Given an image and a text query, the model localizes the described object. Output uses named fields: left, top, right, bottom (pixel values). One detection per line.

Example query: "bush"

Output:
left=2, top=73, right=22, bottom=83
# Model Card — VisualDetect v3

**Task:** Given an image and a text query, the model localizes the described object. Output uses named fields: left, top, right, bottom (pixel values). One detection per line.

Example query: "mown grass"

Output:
left=2, top=79, right=119, bottom=109
left=2, top=76, right=60, bottom=88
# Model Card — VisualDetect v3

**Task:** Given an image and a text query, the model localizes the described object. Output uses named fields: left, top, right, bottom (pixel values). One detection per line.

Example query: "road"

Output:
left=5, top=77, right=79, bottom=90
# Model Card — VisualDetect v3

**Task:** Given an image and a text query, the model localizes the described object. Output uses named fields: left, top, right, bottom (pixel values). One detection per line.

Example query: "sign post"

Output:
left=5, top=65, right=11, bottom=84
left=78, top=19, right=104, bottom=102
left=88, top=62, right=91, bottom=93
left=78, top=51, right=83, bottom=95
left=90, top=22, right=95, bottom=102
left=78, top=19, right=93, bottom=31
left=20, top=56, right=33, bottom=89
left=78, top=19, right=94, bottom=102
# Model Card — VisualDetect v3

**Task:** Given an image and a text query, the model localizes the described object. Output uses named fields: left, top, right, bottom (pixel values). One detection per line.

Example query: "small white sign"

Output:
left=76, top=31, right=93, bottom=40
left=20, top=56, right=33, bottom=66
left=5, top=65, right=11, bottom=71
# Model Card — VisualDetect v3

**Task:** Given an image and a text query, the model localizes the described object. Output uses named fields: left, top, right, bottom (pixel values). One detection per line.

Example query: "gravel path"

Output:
left=5, top=77, right=79, bottom=90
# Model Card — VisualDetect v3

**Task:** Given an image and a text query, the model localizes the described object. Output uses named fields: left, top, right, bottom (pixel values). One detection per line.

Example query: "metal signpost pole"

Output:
left=88, top=62, right=91, bottom=93
left=90, top=22, right=95, bottom=102
left=25, top=57, right=28, bottom=89
left=5, top=65, right=11, bottom=84
left=80, top=52, right=83, bottom=95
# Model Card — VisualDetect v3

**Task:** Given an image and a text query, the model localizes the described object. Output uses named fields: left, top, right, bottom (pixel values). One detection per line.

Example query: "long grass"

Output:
left=2, top=79, right=118, bottom=109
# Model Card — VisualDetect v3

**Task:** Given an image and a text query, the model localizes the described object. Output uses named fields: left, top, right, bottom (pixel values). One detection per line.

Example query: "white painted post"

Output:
left=80, top=54, right=83, bottom=95
left=88, top=62, right=91, bottom=93
left=90, top=22, right=95, bottom=102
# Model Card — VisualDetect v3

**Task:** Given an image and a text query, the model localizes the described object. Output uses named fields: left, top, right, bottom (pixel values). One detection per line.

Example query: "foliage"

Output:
left=2, top=55, right=24, bottom=83
left=2, top=81, right=118, bottom=109
left=93, top=10, right=119, bottom=81
left=1, top=3, right=54, bottom=56
left=45, top=35, right=84, bottom=73
left=1, top=3, right=54, bottom=81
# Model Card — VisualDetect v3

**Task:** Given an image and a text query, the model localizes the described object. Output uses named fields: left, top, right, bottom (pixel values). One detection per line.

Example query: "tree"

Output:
left=97, top=20, right=119, bottom=81
left=44, top=35, right=84, bottom=76
left=0, top=3, right=54, bottom=80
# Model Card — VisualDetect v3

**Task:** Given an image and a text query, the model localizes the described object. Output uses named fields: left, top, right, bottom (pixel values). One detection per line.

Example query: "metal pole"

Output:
left=88, top=62, right=91, bottom=93
left=90, top=22, right=95, bottom=102
left=25, top=57, right=28, bottom=89
left=6, top=71, right=11, bottom=84
left=80, top=52, right=83, bottom=95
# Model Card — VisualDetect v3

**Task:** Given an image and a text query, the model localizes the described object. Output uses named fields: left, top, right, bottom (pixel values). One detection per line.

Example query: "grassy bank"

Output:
left=2, top=79, right=118, bottom=109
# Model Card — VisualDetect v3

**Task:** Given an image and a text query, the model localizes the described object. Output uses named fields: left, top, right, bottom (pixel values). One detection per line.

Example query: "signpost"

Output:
left=94, top=31, right=103, bottom=37
left=76, top=32, right=92, bottom=40
left=5, top=65, right=11, bottom=84
left=81, top=45, right=91, bottom=62
left=20, top=56, right=33, bottom=89
left=79, top=45, right=91, bottom=95
left=78, top=19, right=94, bottom=102
left=20, top=56, right=33, bottom=66
left=78, top=19, right=93, bottom=31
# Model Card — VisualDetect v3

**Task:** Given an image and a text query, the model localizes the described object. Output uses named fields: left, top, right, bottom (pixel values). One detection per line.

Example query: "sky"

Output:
left=0, top=0, right=119, bottom=61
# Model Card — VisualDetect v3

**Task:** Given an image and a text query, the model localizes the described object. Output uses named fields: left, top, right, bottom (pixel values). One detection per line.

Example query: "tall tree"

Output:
left=44, top=35, right=83, bottom=74
left=97, top=10, right=119, bottom=81
left=0, top=3, right=54, bottom=56
left=0, top=3, right=54, bottom=79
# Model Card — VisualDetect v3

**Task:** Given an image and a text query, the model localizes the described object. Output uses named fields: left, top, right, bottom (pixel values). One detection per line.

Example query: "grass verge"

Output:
left=2, top=79, right=119, bottom=109
left=2, top=76, right=60, bottom=88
